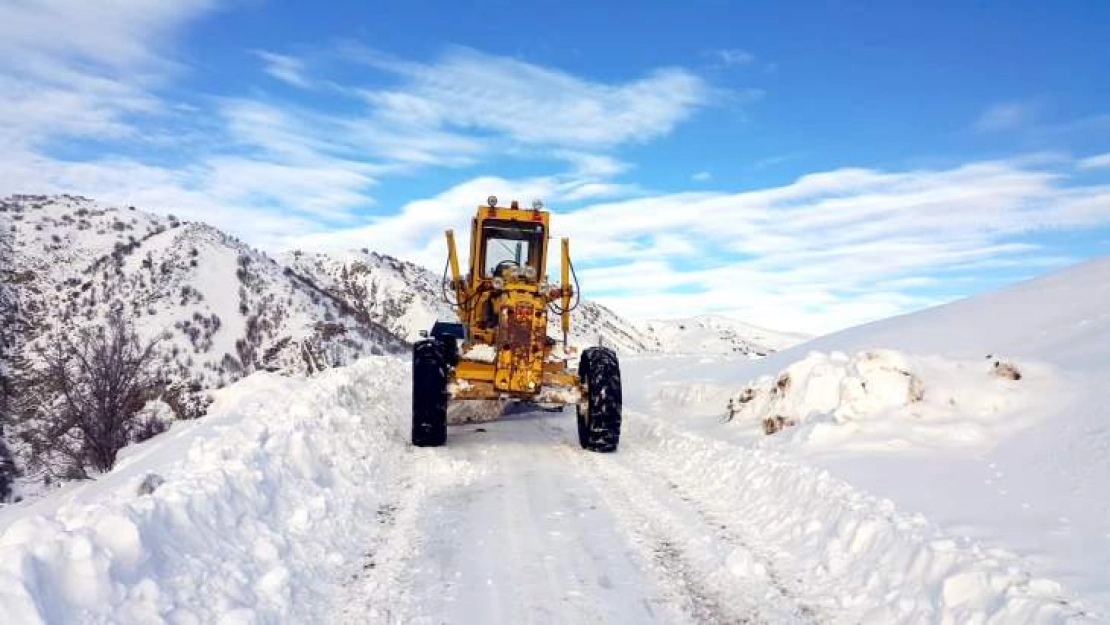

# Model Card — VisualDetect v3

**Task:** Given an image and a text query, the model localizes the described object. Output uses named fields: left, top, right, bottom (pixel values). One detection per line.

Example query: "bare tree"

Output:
left=1, top=233, right=20, bottom=498
left=17, top=310, right=162, bottom=476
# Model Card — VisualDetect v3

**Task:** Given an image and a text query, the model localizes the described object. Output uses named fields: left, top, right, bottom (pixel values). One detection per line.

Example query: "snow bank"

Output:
left=693, top=256, right=1110, bottom=609
left=0, top=357, right=444, bottom=624
left=726, top=350, right=1052, bottom=451
left=625, top=415, right=1096, bottom=623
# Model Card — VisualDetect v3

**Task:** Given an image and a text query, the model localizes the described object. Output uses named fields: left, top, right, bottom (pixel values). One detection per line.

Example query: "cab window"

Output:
left=480, top=220, right=544, bottom=279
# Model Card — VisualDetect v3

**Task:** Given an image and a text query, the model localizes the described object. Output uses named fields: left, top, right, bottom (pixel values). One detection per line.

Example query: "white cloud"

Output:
left=713, top=49, right=756, bottom=67
left=974, top=99, right=1042, bottom=132
left=254, top=50, right=312, bottom=88
left=346, top=46, right=714, bottom=149
left=0, top=0, right=216, bottom=147
left=1078, top=153, right=1110, bottom=170
left=692, top=171, right=712, bottom=181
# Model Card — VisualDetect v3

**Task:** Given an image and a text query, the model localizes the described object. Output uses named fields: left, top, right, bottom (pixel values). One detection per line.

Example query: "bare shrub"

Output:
left=16, top=311, right=162, bottom=476
left=762, top=415, right=796, bottom=435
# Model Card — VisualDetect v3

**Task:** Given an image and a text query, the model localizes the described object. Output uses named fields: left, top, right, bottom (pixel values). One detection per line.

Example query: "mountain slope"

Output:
left=637, top=315, right=808, bottom=356
left=0, top=195, right=408, bottom=484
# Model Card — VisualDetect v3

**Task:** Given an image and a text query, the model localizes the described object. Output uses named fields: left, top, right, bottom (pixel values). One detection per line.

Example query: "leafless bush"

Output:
left=15, top=311, right=162, bottom=476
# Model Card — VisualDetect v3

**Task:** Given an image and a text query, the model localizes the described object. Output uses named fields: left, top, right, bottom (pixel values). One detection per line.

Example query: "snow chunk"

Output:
left=461, top=344, right=497, bottom=363
left=726, top=350, right=1043, bottom=451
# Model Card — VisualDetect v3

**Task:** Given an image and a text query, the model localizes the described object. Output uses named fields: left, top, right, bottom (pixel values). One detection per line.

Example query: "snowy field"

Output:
left=1, top=257, right=1108, bottom=623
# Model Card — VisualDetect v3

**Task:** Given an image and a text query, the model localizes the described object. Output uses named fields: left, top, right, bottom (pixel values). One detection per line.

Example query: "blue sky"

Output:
left=2, top=0, right=1109, bottom=333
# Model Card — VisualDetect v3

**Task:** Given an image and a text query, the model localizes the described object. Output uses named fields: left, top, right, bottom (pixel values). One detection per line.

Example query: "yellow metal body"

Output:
left=443, top=202, right=578, bottom=402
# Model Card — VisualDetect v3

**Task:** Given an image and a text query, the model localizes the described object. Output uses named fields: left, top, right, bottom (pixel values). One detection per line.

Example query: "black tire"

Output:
left=576, top=355, right=591, bottom=448
left=412, top=339, right=448, bottom=447
left=576, top=347, right=622, bottom=452
left=438, top=335, right=459, bottom=366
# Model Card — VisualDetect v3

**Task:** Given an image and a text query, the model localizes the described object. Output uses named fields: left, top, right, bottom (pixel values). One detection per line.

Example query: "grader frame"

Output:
left=411, top=197, right=623, bottom=452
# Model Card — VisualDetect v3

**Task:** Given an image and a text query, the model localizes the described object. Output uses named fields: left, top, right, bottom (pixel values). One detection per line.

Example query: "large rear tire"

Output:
left=576, top=347, right=622, bottom=452
left=412, top=339, right=448, bottom=447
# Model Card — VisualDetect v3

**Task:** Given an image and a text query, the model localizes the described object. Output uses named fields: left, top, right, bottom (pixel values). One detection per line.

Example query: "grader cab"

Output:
left=411, top=197, right=622, bottom=452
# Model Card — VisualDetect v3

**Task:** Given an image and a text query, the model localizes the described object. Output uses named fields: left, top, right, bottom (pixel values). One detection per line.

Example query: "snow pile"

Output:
left=461, top=343, right=497, bottom=363
left=727, top=350, right=1048, bottom=450
left=0, top=357, right=463, bottom=624
left=624, top=417, right=1095, bottom=623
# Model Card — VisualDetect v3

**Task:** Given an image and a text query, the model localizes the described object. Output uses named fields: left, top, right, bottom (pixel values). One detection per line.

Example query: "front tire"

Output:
left=577, top=347, right=622, bottom=452
left=412, top=340, right=448, bottom=447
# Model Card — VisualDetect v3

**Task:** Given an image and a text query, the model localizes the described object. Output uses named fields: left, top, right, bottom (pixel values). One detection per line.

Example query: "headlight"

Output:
left=492, top=277, right=504, bottom=290
left=487, top=195, right=498, bottom=208
left=532, top=198, right=544, bottom=210
left=523, top=266, right=537, bottom=280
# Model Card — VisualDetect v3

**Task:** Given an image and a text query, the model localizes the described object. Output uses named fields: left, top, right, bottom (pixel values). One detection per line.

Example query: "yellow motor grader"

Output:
left=412, top=196, right=622, bottom=452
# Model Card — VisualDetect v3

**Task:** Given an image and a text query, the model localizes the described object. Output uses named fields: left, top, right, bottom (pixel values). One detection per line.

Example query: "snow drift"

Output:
left=726, top=349, right=1053, bottom=451
left=0, top=358, right=454, bottom=624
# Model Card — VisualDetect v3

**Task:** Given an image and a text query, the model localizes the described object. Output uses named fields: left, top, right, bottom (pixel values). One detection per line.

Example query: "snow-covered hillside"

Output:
left=0, top=195, right=411, bottom=490
left=638, top=314, right=808, bottom=356
left=0, top=195, right=405, bottom=398
left=280, top=249, right=455, bottom=343
left=639, top=255, right=1110, bottom=614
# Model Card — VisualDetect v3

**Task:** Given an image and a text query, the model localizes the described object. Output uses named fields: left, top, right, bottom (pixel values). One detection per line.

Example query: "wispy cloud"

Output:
left=1078, top=152, right=1110, bottom=170
left=3, top=23, right=712, bottom=243
left=712, top=49, right=756, bottom=67
left=692, top=171, right=712, bottom=181
left=254, top=50, right=312, bottom=88
left=0, top=0, right=216, bottom=148
left=283, top=156, right=1110, bottom=334
left=973, top=98, right=1044, bottom=132
left=344, top=45, right=714, bottom=150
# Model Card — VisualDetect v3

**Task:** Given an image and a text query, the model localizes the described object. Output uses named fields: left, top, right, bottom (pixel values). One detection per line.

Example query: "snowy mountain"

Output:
left=637, top=314, right=808, bottom=356
left=279, top=249, right=455, bottom=343
left=0, top=195, right=406, bottom=399
left=0, top=195, right=410, bottom=484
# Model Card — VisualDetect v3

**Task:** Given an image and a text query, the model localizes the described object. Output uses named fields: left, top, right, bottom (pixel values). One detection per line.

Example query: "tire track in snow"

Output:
left=347, top=413, right=701, bottom=624
left=334, top=447, right=480, bottom=624
left=536, top=414, right=821, bottom=625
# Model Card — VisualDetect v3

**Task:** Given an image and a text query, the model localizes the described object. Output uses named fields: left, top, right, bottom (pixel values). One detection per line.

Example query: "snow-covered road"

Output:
left=341, top=405, right=818, bottom=624
left=0, top=355, right=1099, bottom=624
